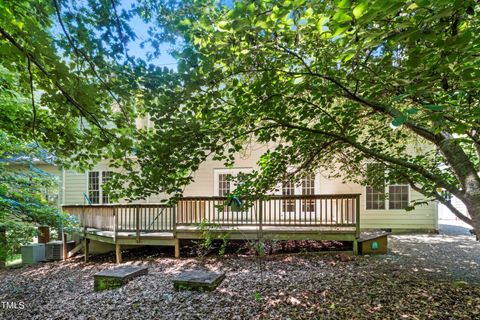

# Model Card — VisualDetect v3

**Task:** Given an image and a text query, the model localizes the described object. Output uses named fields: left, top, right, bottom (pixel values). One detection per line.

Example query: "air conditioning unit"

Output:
left=45, top=241, right=75, bottom=261
left=21, top=243, right=45, bottom=265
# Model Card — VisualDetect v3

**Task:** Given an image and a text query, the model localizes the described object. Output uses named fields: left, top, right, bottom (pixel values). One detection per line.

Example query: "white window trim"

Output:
left=86, top=170, right=112, bottom=204
left=363, top=162, right=411, bottom=211
left=274, top=168, right=321, bottom=196
left=364, top=184, right=411, bottom=211
left=213, top=168, right=253, bottom=196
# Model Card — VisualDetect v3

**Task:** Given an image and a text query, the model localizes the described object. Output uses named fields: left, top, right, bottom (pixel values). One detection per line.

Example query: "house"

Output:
left=62, top=141, right=438, bottom=262
left=6, top=155, right=62, bottom=207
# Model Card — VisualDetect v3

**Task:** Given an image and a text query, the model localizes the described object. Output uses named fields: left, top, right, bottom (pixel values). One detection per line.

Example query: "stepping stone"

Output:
left=173, top=270, right=225, bottom=292
left=94, top=266, right=148, bottom=291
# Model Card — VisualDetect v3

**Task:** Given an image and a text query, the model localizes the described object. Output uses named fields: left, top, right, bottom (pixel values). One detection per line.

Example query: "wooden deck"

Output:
left=63, top=194, right=361, bottom=263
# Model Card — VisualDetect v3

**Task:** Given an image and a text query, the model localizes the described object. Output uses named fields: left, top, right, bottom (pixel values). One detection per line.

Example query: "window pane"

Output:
left=218, top=174, right=231, bottom=196
left=365, top=163, right=385, bottom=210
left=282, top=181, right=295, bottom=212
left=302, top=174, right=315, bottom=212
left=366, top=186, right=385, bottom=210
left=102, top=171, right=112, bottom=204
left=389, top=185, right=409, bottom=209
left=88, top=171, right=99, bottom=204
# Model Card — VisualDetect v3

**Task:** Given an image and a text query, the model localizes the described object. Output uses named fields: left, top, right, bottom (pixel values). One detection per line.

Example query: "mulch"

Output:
left=0, top=236, right=479, bottom=319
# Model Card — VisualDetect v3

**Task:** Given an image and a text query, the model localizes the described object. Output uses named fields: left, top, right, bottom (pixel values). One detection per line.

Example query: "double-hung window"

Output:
left=88, top=171, right=113, bottom=204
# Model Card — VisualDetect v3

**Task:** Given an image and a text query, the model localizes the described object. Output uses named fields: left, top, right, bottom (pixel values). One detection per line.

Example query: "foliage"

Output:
left=0, top=131, right=76, bottom=258
left=107, top=0, right=480, bottom=233
left=194, top=218, right=230, bottom=257
left=2, top=0, right=480, bottom=234
left=0, top=0, right=140, bottom=259
left=0, top=0, right=138, bottom=169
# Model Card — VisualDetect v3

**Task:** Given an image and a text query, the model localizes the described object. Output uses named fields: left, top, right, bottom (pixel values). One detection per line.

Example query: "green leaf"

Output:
left=353, top=2, right=368, bottom=19
left=343, top=52, right=355, bottom=62
left=304, top=7, right=314, bottom=18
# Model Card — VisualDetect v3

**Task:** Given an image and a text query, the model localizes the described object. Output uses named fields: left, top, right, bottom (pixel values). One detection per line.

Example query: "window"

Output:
left=218, top=173, right=231, bottom=197
left=281, top=173, right=317, bottom=212
left=302, top=174, right=315, bottom=212
left=214, top=168, right=253, bottom=196
left=366, top=186, right=385, bottom=210
left=102, top=171, right=112, bottom=204
left=365, top=164, right=409, bottom=210
left=388, top=185, right=409, bottom=209
left=282, top=181, right=295, bottom=212
left=88, top=171, right=113, bottom=204
left=88, top=172, right=100, bottom=204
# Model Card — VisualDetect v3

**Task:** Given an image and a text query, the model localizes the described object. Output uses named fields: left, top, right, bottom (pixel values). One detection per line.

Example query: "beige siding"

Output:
left=62, top=145, right=438, bottom=231
left=316, top=173, right=437, bottom=231
left=183, top=145, right=271, bottom=196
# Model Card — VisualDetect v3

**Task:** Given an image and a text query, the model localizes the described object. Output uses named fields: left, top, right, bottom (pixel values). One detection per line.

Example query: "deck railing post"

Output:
left=355, top=195, right=361, bottom=238
left=135, top=205, right=140, bottom=243
left=113, top=207, right=117, bottom=243
left=173, top=205, right=177, bottom=236
left=82, top=206, right=86, bottom=236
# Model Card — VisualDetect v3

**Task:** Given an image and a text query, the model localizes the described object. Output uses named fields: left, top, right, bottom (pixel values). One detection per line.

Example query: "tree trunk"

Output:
left=465, top=199, right=480, bottom=241
left=0, top=226, right=6, bottom=268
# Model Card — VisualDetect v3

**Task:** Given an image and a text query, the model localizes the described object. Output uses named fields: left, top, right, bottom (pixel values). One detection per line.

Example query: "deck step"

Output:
left=94, top=266, right=148, bottom=291
left=173, top=270, right=225, bottom=291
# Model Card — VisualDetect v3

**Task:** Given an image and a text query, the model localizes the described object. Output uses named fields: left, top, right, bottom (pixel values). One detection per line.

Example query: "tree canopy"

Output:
left=0, top=0, right=138, bottom=167
left=2, top=0, right=480, bottom=235
left=0, top=131, right=75, bottom=259
left=107, top=0, right=480, bottom=234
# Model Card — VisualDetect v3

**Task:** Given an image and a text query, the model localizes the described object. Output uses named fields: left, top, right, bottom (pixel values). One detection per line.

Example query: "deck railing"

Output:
left=177, top=194, right=360, bottom=227
left=63, top=204, right=176, bottom=234
left=63, top=194, right=361, bottom=237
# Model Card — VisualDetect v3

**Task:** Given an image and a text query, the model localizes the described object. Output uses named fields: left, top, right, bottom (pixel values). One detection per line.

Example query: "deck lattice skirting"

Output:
left=63, top=194, right=361, bottom=263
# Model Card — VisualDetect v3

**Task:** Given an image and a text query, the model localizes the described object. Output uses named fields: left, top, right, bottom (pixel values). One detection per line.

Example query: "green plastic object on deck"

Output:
left=83, top=192, right=93, bottom=205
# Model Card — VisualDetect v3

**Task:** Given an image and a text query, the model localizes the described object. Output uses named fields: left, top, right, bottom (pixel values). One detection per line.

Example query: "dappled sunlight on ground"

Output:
left=1, top=231, right=479, bottom=319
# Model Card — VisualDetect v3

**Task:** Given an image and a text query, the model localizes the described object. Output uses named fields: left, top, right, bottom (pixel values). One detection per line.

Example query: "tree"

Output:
left=0, top=0, right=137, bottom=168
left=108, top=0, right=480, bottom=236
left=0, top=0, right=144, bottom=259
left=0, top=130, right=75, bottom=261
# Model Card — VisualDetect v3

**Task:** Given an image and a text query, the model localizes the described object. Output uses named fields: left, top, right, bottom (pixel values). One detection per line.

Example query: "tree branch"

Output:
left=263, top=117, right=463, bottom=197
left=0, top=25, right=112, bottom=138
left=52, top=0, right=130, bottom=122
left=405, top=176, right=472, bottom=226
left=27, top=57, right=38, bottom=146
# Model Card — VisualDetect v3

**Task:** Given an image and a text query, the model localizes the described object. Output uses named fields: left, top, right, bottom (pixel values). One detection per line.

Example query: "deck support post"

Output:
left=354, top=195, right=361, bottom=255
left=115, top=243, right=122, bottom=264
left=84, top=238, right=90, bottom=263
left=174, top=239, right=180, bottom=258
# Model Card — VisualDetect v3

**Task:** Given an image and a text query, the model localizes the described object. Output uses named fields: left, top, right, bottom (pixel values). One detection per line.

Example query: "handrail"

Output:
left=63, top=194, right=361, bottom=233
left=62, top=193, right=362, bottom=208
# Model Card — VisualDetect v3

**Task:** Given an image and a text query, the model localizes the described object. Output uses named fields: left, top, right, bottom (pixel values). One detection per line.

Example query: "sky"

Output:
left=121, top=0, right=235, bottom=69
left=121, top=0, right=178, bottom=69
